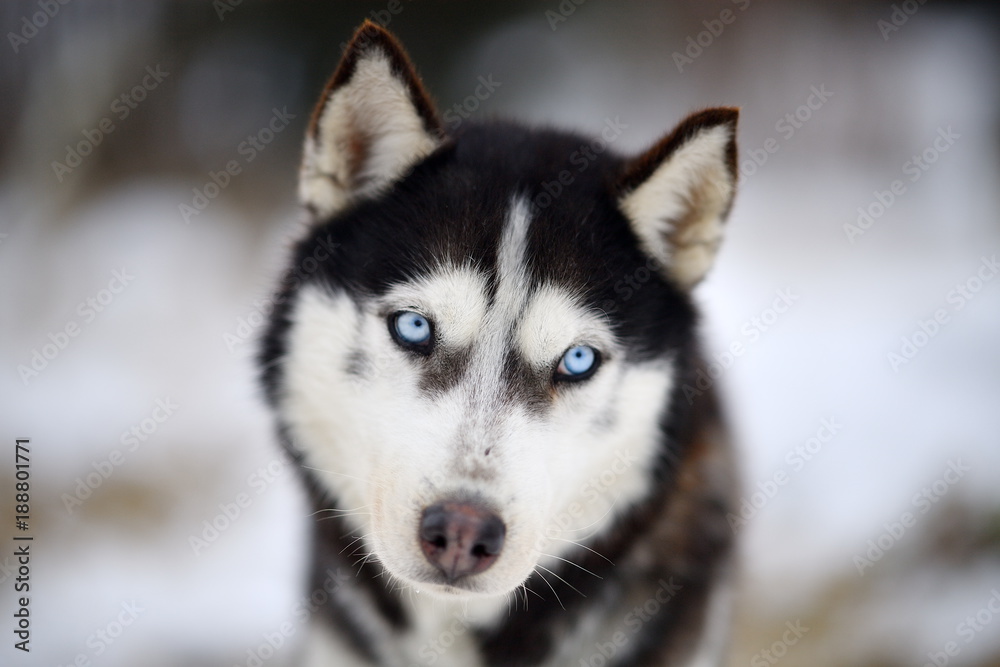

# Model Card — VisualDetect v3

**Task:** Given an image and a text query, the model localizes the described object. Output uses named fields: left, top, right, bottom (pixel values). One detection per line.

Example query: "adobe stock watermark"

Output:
left=921, top=589, right=1000, bottom=667
left=844, top=125, right=959, bottom=243
left=213, top=0, right=242, bottom=21
left=750, top=620, right=810, bottom=666
left=682, top=287, right=800, bottom=405
left=51, top=64, right=170, bottom=183
left=179, top=106, right=297, bottom=224
left=441, top=75, right=501, bottom=131
left=739, top=84, right=834, bottom=180
left=7, top=0, right=72, bottom=54
left=223, top=234, right=338, bottom=355
left=386, top=74, right=503, bottom=181
left=598, top=255, right=665, bottom=317
left=17, top=268, right=135, bottom=386
left=727, top=417, right=843, bottom=533
left=61, top=398, right=180, bottom=515
left=672, top=0, right=752, bottom=73
left=877, top=0, right=929, bottom=41
left=536, top=448, right=637, bottom=550
left=188, top=456, right=289, bottom=556
left=545, top=0, right=587, bottom=31
left=224, top=296, right=279, bottom=355
left=528, top=116, right=628, bottom=214
left=55, top=600, right=146, bottom=666
left=578, top=578, right=683, bottom=667
left=337, top=0, right=416, bottom=49
left=887, top=253, right=997, bottom=372
left=853, top=458, right=969, bottom=575
left=234, top=567, right=352, bottom=667
left=408, top=613, right=472, bottom=666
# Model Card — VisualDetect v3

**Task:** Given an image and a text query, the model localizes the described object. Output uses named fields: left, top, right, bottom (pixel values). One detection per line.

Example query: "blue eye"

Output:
left=392, top=311, right=432, bottom=349
left=556, top=345, right=599, bottom=380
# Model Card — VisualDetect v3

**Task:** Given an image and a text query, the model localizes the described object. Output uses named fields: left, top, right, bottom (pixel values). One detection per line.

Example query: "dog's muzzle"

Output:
left=418, top=501, right=506, bottom=582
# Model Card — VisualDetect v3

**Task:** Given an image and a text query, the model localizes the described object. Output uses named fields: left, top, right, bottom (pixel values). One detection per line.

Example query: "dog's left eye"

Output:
left=555, top=345, right=600, bottom=381
left=391, top=311, right=433, bottom=352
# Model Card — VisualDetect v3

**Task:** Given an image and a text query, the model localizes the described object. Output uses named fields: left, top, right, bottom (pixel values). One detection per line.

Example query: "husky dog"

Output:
left=259, top=20, right=740, bottom=667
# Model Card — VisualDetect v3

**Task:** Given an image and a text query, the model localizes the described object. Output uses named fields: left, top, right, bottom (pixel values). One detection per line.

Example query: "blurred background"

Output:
left=2, top=1, right=999, bottom=665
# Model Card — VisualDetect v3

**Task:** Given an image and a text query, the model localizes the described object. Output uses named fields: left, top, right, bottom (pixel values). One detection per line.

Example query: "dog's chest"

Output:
left=392, top=593, right=508, bottom=667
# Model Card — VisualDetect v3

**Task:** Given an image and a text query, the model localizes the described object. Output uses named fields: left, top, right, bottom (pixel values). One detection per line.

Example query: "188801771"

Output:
left=13, top=438, right=32, bottom=653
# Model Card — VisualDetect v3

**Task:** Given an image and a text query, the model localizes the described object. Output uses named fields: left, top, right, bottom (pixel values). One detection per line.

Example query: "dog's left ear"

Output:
left=299, top=20, right=444, bottom=218
left=617, top=108, right=739, bottom=289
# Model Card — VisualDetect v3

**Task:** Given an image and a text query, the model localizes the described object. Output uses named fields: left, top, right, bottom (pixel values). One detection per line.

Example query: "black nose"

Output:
left=418, top=501, right=506, bottom=582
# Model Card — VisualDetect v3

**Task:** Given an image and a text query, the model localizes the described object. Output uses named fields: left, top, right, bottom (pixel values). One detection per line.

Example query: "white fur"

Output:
left=304, top=594, right=499, bottom=667
left=619, top=124, right=734, bottom=288
left=302, top=625, right=373, bottom=667
left=396, top=594, right=497, bottom=667
left=281, top=199, right=677, bottom=623
left=299, top=50, right=440, bottom=217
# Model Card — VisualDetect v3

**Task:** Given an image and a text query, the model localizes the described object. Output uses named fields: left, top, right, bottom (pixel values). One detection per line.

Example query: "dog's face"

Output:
left=263, top=22, right=737, bottom=600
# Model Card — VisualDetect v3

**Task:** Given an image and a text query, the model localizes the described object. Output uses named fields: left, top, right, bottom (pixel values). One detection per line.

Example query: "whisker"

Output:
left=308, top=505, right=372, bottom=516
left=340, top=531, right=375, bottom=556
left=548, top=537, right=614, bottom=565
left=522, top=582, right=543, bottom=603
left=338, top=535, right=366, bottom=556
left=354, top=550, right=378, bottom=576
left=299, top=464, right=368, bottom=483
left=533, top=568, right=565, bottom=610
left=537, top=552, right=602, bottom=580
left=548, top=496, right=621, bottom=535
left=536, top=564, right=585, bottom=599
left=317, top=512, right=371, bottom=523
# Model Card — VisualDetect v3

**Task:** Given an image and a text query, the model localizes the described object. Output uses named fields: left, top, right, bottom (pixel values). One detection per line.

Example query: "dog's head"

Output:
left=261, top=22, right=737, bottom=600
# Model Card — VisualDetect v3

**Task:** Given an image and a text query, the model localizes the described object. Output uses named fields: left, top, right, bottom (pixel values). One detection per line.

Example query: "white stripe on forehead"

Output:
left=494, top=196, right=533, bottom=318
left=475, top=196, right=535, bottom=357
left=479, top=198, right=617, bottom=372
left=492, top=198, right=617, bottom=371
left=454, top=197, right=534, bottom=415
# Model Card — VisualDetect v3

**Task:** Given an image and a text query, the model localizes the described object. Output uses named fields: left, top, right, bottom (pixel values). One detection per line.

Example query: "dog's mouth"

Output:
left=407, top=575, right=503, bottom=598
left=375, top=555, right=519, bottom=600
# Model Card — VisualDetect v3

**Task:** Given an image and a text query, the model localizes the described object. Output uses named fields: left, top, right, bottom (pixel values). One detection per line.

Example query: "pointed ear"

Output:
left=299, top=21, right=444, bottom=218
left=617, top=108, right=739, bottom=289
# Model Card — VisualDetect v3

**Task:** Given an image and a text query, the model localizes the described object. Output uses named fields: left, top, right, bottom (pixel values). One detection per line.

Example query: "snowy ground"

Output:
left=1, top=2, right=999, bottom=666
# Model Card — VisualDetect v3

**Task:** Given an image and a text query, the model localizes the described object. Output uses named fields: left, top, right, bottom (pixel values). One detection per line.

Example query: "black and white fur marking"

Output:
left=259, top=21, right=741, bottom=667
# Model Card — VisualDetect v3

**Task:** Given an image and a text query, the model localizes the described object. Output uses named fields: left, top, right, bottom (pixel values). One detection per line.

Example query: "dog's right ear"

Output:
left=299, top=21, right=444, bottom=218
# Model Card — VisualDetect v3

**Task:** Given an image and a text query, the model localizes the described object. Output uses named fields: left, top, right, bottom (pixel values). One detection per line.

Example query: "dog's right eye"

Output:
left=390, top=311, right=433, bottom=353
